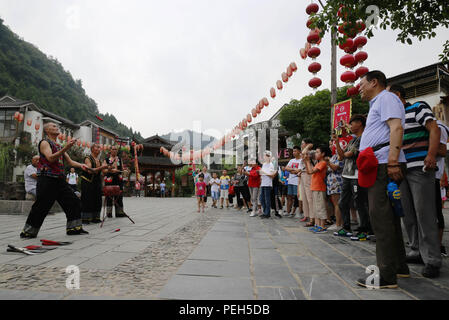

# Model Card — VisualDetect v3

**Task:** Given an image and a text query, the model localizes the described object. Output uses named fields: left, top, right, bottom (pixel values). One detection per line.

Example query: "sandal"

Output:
left=300, top=217, right=308, bottom=222
left=304, top=222, right=315, bottom=227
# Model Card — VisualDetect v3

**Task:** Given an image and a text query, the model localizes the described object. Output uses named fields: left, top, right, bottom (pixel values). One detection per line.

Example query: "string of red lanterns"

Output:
left=306, top=2, right=322, bottom=90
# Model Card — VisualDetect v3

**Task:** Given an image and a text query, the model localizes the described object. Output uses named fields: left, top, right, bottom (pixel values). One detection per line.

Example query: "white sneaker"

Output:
left=327, top=224, right=338, bottom=231
left=250, top=212, right=258, bottom=217
left=282, top=211, right=290, bottom=216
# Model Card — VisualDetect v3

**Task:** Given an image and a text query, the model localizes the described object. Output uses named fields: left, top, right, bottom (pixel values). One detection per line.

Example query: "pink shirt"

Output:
left=196, top=181, right=207, bottom=196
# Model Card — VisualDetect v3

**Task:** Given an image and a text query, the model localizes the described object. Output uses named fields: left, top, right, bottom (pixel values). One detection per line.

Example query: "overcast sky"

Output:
left=0, top=0, right=447, bottom=139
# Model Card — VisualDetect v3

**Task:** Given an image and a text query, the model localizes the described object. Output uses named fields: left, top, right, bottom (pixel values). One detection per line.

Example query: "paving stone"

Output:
left=247, top=232, right=271, bottom=240
left=298, top=274, right=360, bottom=300
left=331, top=243, right=375, bottom=258
left=251, top=249, right=285, bottom=265
left=253, top=264, right=299, bottom=287
left=397, top=277, right=449, bottom=300
left=286, top=255, right=329, bottom=275
left=159, top=275, right=254, bottom=300
left=177, top=260, right=251, bottom=278
left=249, top=238, right=277, bottom=249
left=257, top=287, right=307, bottom=300
left=329, top=264, right=368, bottom=288
left=277, top=244, right=307, bottom=256
left=78, top=252, right=136, bottom=270
left=355, top=288, right=415, bottom=300
left=271, top=235, right=298, bottom=244
left=189, top=245, right=249, bottom=262
left=67, top=244, right=117, bottom=258
left=112, top=241, right=151, bottom=253
left=0, top=289, right=65, bottom=300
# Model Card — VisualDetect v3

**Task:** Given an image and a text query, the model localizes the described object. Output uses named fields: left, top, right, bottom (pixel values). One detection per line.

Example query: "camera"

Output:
left=308, top=151, right=316, bottom=160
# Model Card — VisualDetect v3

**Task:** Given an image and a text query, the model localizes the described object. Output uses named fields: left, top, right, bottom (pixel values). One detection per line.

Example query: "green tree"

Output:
left=312, top=0, right=449, bottom=61
left=279, top=87, right=369, bottom=146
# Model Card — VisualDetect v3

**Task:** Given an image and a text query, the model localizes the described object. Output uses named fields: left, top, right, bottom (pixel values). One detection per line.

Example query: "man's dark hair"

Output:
left=317, top=145, right=332, bottom=158
left=349, top=114, right=367, bottom=127
left=389, top=84, right=406, bottom=100
left=199, top=173, right=204, bottom=178
left=293, top=145, right=301, bottom=151
left=302, top=138, right=313, bottom=145
left=363, top=70, right=387, bottom=88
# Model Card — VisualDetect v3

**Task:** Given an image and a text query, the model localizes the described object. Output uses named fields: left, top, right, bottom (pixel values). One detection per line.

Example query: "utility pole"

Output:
left=330, top=29, right=337, bottom=131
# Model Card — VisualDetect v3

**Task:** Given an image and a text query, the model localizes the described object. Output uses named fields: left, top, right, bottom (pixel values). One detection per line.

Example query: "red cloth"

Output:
left=248, top=166, right=261, bottom=188
left=357, top=147, right=379, bottom=188
left=196, top=181, right=207, bottom=196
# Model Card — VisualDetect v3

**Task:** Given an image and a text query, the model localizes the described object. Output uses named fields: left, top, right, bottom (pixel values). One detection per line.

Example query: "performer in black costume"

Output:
left=103, top=145, right=126, bottom=218
left=81, top=143, right=108, bottom=224
left=20, top=122, right=90, bottom=238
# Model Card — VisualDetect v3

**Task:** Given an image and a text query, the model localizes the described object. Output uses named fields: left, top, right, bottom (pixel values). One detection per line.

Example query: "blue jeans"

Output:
left=261, top=186, right=272, bottom=216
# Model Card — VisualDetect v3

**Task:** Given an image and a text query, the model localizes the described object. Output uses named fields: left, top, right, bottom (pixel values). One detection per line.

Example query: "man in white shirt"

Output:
left=260, top=151, right=277, bottom=219
left=66, top=167, right=78, bottom=192
left=284, top=146, right=303, bottom=217
left=24, top=156, right=40, bottom=198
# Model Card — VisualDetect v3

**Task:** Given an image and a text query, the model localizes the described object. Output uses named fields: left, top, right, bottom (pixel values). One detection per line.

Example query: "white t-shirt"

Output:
left=260, top=163, right=275, bottom=187
left=436, top=121, right=448, bottom=180
left=24, top=165, right=37, bottom=193
left=67, top=173, right=78, bottom=185
left=210, top=178, right=220, bottom=193
left=160, top=183, right=166, bottom=191
left=286, top=158, right=301, bottom=186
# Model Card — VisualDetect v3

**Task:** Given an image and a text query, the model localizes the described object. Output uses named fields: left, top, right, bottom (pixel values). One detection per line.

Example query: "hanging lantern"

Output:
left=252, top=108, right=258, bottom=118
left=287, top=65, right=293, bottom=77
left=276, top=80, right=283, bottom=90
left=347, top=86, right=359, bottom=97
left=256, top=105, right=262, bottom=114
left=355, top=66, right=369, bottom=78
left=307, top=47, right=321, bottom=59
left=18, top=113, right=24, bottom=122
left=262, top=97, right=269, bottom=107
left=338, top=38, right=353, bottom=51
left=300, top=48, right=308, bottom=60
left=306, top=18, right=316, bottom=29
left=306, top=3, right=319, bottom=15
left=309, top=77, right=322, bottom=89
left=340, top=54, right=356, bottom=68
left=290, top=62, right=298, bottom=72
left=356, top=20, right=366, bottom=33
left=247, top=114, right=252, bottom=123
left=14, top=112, right=20, bottom=120
left=35, top=123, right=40, bottom=131
left=282, top=72, right=289, bottom=83
left=308, top=62, right=321, bottom=74
left=307, top=30, right=320, bottom=44
left=354, top=36, right=367, bottom=49
left=77, top=140, right=81, bottom=147
left=270, top=87, right=276, bottom=99
left=355, top=51, right=368, bottom=64
left=344, top=44, right=358, bottom=54
left=341, top=71, right=357, bottom=83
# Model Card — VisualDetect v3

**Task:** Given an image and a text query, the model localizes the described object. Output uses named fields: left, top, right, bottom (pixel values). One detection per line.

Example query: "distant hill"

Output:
left=161, top=130, right=216, bottom=150
left=0, top=18, right=141, bottom=139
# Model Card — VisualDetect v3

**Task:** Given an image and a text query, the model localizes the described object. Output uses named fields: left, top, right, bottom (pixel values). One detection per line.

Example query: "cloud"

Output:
left=0, top=0, right=447, bottom=138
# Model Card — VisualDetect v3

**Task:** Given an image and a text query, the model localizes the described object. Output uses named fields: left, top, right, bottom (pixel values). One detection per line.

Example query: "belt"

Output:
left=372, top=142, right=390, bottom=152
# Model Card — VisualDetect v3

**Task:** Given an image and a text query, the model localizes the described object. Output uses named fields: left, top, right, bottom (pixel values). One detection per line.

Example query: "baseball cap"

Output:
left=356, top=147, right=379, bottom=188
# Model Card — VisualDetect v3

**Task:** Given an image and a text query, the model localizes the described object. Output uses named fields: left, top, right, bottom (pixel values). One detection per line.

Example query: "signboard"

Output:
left=332, top=99, right=352, bottom=135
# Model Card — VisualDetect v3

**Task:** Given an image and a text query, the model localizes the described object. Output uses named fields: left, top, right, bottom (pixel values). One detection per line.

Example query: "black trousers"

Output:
left=235, top=186, right=250, bottom=208
left=367, top=164, right=408, bottom=283
left=435, top=179, right=445, bottom=229
left=339, top=177, right=371, bottom=232
left=23, top=176, right=82, bottom=235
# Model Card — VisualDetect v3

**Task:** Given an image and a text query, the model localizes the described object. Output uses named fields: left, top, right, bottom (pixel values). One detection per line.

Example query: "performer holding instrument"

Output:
left=103, top=145, right=126, bottom=218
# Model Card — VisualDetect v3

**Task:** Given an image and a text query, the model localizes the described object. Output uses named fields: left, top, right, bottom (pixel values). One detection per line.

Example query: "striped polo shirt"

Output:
left=403, top=101, right=436, bottom=169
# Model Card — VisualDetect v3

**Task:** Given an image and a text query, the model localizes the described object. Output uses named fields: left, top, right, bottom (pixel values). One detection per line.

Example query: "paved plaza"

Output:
left=0, top=197, right=448, bottom=300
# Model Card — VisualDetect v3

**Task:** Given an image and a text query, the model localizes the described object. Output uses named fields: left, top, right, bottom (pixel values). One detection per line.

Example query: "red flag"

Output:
left=96, top=115, right=103, bottom=121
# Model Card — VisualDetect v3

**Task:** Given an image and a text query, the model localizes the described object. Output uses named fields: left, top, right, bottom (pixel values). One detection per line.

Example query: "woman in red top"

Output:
left=244, top=159, right=261, bottom=217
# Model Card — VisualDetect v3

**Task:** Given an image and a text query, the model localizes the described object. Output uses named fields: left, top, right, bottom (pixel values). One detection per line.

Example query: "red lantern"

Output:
left=276, top=80, right=283, bottom=90
left=307, top=47, right=321, bottom=59
left=308, top=62, right=321, bottom=74
left=287, top=66, right=293, bottom=77
left=14, top=112, right=20, bottom=120
left=300, top=48, right=307, bottom=59
left=258, top=100, right=264, bottom=110
left=270, top=87, right=276, bottom=99
left=35, top=123, right=40, bottom=131
left=339, top=38, right=353, bottom=51
left=341, top=71, right=357, bottom=83
left=344, top=44, right=358, bottom=54
left=354, top=36, right=367, bottom=49
left=309, top=77, right=322, bottom=89
left=356, top=21, right=366, bottom=33
left=247, top=114, right=252, bottom=123
left=340, top=54, right=356, bottom=68
left=306, top=3, right=319, bottom=15
left=290, top=62, right=298, bottom=72
left=282, top=72, right=289, bottom=83
left=307, top=30, right=320, bottom=44
left=256, top=105, right=262, bottom=114
left=306, top=18, right=316, bottom=29
left=355, top=51, right=368, bottom=64
left=252, top=108, right=258, bottom=118
left=347, top=86, right=359, bottom=97
left=77, top=140, right=81, bottom=147
left=262, top=97, right=269, bottom=107
left=18, top=113, right=24, bottom=122
left=355, top=66, right=369, bottom=78
left=27, top=119, right=32, bottom=127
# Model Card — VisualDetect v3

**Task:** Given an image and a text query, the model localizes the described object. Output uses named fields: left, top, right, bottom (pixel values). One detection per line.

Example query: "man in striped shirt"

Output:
left=389, top=85, right=442, bottom=279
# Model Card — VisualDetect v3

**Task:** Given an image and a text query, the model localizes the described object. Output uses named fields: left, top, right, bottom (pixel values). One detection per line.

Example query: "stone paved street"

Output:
left=0, top=197, right=448, bottom=300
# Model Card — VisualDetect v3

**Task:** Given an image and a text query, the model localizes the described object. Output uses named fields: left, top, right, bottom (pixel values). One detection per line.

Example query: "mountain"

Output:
left=161, top=130, right=216, bottom=150
left=0, top=18, right=141, bottom=139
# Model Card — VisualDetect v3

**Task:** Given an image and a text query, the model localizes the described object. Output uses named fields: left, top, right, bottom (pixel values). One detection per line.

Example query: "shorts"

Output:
left=212, top=191, right=220, bottom=200
left=280, top=185, right=289, bottom=196
left=220, top=189, right=229, bottom=199
left=197, top=195, right=205, bottom=199
left=312, top=191, right=327, bottom=220
left=287, top=184, right=298, bottom=196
